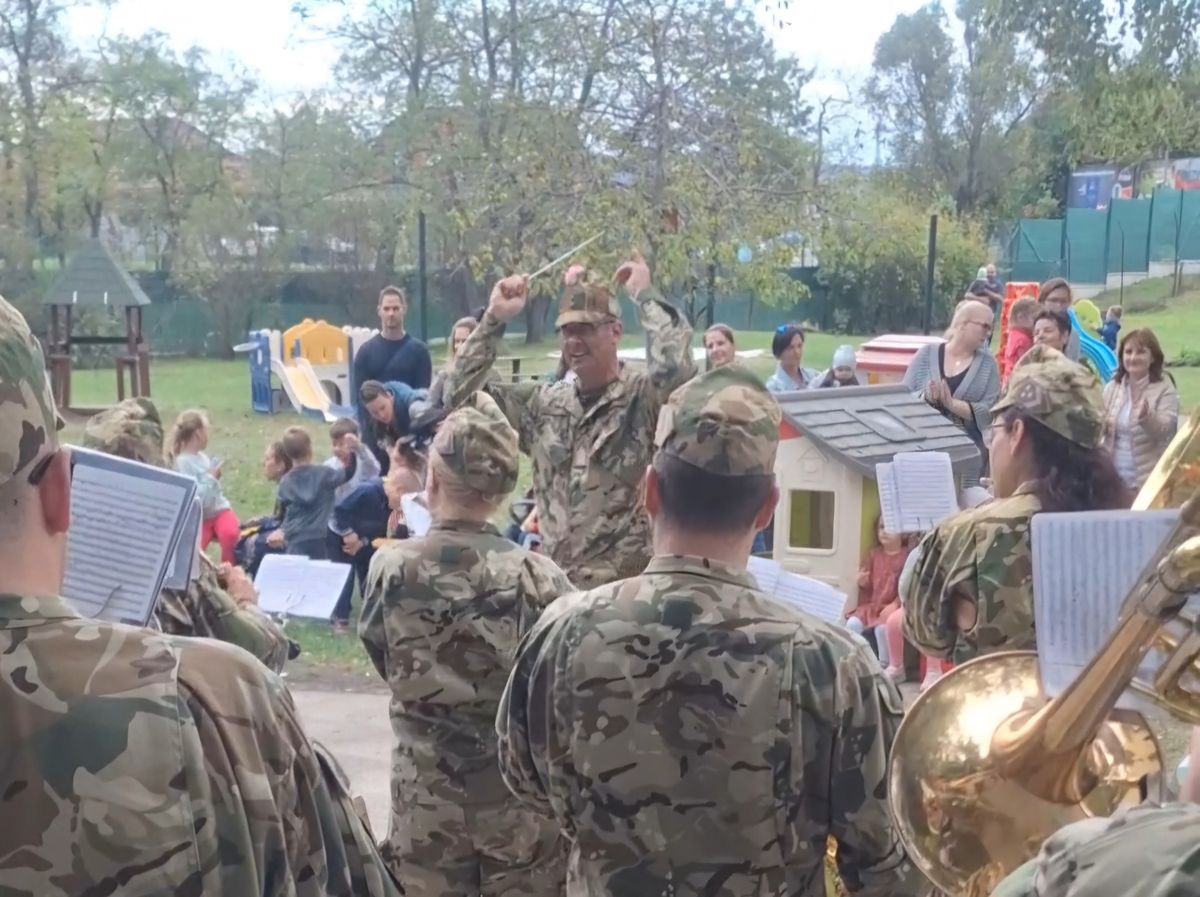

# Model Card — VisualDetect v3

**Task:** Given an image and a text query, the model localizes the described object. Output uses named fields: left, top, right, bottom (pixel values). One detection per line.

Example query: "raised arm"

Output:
left=616, top=252, right=696, bottom=394
left=445, top=275, right=542, bottom=442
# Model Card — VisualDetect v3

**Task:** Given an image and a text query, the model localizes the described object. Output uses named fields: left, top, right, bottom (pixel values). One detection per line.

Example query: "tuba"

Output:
left=889, top=409, right=1200, bottom=897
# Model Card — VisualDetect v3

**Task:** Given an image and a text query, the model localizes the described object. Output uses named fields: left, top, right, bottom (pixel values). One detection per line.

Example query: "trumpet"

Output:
left=888, top=410, right=1200, bottom=897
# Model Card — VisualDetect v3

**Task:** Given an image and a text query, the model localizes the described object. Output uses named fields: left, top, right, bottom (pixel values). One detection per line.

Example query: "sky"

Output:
left=68, top=0, right=943, bottom=156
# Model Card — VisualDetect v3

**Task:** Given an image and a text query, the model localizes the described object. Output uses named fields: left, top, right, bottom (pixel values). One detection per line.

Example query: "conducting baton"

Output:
left=528, top=233, right=603, bottom=280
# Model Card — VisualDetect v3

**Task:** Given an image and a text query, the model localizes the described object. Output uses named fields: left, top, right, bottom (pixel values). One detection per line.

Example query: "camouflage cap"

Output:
left=81, top=397, right=166, bottom=467
left=555, top=280, right=621, bottom=328
left=433, top=391, right=519, bottom=495
left=0, top=295, right=61, bottom=488
left=991, top=345, right=1103, bottom=448
left=655, top=363, right=781, bottom=476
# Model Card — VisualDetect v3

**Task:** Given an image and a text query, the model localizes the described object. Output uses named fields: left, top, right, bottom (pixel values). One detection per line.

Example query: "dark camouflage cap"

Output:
left=991, top=345, right=1103, bottom=448
left=81, top=397, right=166, bottom=467
left=0, top=296, right=62, bottom=488
left=994, top=802, right=1200, bottom=897
left=655, top=363, right=781, bottom=476
left=433, top=391, right=519, bottom=495
left=555, top=280, right=621, bottom=328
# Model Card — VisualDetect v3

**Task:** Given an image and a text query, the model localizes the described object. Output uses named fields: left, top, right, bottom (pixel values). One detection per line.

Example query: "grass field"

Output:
left=58, top=283, right=1200, bottom=687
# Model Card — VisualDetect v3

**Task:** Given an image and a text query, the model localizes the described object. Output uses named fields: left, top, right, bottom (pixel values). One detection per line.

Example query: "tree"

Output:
left=866, top=1, right=1037, bottom=216
left=104, top=34, right=252, bottom=275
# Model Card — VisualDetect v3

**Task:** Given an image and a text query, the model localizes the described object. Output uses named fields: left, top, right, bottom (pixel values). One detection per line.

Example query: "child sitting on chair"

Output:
left=846, top=516, right=912, bottom=675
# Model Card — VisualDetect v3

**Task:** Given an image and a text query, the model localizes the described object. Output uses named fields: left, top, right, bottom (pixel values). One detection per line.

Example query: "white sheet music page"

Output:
left=162, top=498, right=202, bottom=591
left=875, top=462, right=903, bottom=534
left=401, top=492, right=432, bottom=537
left=892, top=451, right=959, bottom=532
left=746, top=555, right=783, bottom=593
left=1032, top=510, right=1180, bottom=712
left=773, top=572, right=848, bottom=624
left=62, top=449, right=194, bottom=626
left=255, top=554, right=352, bottom=619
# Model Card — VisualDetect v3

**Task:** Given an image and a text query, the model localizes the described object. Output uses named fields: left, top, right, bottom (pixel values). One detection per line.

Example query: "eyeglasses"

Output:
left=968, top=320, right=993, bottom=334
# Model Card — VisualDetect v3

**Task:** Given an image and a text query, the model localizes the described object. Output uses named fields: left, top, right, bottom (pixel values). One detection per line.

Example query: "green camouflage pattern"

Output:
left=82, top=398, right=292, bottom=670
left=359, top=519, right=574, bottom=894
left=0, top=592, right=401, bottom=897
left=902, top=483, right=1040, bottom=663
left=555, top=279, right=622, bottom=327
left=993, top=345, right=1104, bottom=448
left=655, top=363, right=781, bottom=476
left=432, top=391, right=519, bottom=495
left=448, top=286, right=696, bottom=588
left=990, top=802, right=1200, bottom=897
left=0, top=295, right=60, bottom=487
left=158, top=555, right=292, bottom=672
left=496, top=555, right=919, bottom=897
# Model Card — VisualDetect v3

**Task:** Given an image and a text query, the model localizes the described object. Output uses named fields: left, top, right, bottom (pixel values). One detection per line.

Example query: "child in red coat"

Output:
left=1000, top=298, right=1039, bottom=385
left=846, top=517, right=911, bottom=669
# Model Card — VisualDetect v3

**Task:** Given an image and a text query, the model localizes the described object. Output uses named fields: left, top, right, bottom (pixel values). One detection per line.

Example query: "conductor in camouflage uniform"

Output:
left=446, top=252, right=695, bottom=588
left=0, top=296, right=399, bottom=897
left=497, top=365, right=917, bottom=897
left=990, top=802, right=1200, bottom=897
left=360, top=391, right=574, bottom=895
left=903, top=346, right=1129, bottom=664
left=82, top=396, right=295, bottom=672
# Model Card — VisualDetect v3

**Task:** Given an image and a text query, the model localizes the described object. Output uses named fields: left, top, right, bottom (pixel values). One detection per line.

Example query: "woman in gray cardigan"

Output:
left=903, top=299, right=1002, bottom=473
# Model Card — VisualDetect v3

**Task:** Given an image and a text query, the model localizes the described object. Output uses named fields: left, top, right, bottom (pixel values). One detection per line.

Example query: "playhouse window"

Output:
left=788, top=489, right=836, bottom=550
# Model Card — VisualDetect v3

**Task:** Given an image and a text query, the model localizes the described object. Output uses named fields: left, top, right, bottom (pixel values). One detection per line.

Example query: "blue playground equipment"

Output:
left=1069, top=308, right=1118, bottom=382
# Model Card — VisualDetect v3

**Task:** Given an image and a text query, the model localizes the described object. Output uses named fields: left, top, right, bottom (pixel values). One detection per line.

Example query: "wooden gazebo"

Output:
left=42, top=239, right=152, bottom=414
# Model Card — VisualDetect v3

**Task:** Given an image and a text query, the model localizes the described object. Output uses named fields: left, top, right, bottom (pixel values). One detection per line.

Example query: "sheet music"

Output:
left=162, top=498, right=202, bottom=591
left=255, top=554, right=353, bottom=619
left=401, top=493, right=432, bottom=537
left=774, top=572, right=848, bottom=624
left=62, top=448, right=195, bottom=626
left=746, top=556, right=847, bottom=625
left=1032, top=510, right=1184, bottom=712
left=876, top=452, right=958, bottom=533
left=746, top=555, right=782, bottom=593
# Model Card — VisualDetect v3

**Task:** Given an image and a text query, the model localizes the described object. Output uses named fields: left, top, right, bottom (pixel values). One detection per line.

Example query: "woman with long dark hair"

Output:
left=903, top=346, right=1130, bottom=664
left=1101, top=327, right=1180, bottom=491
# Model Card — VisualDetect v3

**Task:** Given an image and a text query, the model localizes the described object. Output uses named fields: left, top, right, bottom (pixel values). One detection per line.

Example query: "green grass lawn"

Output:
left=57, top=285, right=1200, bottom=673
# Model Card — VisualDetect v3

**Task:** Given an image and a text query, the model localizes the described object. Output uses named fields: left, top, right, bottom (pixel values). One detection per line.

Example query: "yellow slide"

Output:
left=271, top=358, right=344, bottom=422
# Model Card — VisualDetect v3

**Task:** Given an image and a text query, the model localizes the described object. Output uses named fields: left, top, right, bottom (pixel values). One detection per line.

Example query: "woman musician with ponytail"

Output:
left=902, top=345, right=1130, bottom=665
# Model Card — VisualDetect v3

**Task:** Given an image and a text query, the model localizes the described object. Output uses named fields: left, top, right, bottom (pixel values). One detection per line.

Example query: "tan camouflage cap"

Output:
left=991, top=345, right=1103, bottom=448
left=555, top=281, right=621, bottom=328
left=81, top=397, right=166, bottom=467
left=655, top=363, right=781, bottom=476
left=433, top=391, right=519, bottom=495
left=0, top=296, right=62, bottom=488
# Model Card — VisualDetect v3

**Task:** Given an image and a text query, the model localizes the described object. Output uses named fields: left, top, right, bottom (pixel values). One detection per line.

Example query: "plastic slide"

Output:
left=271, top=358, right=357, bottom=422
left=1069, top=308, right=1118, bottom=382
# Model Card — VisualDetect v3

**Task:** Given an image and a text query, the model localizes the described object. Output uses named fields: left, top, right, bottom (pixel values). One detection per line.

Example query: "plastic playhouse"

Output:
left=242, top=319, right=377, bottom=422
left=854, top=335, right=944, bottom=384
left=997, top=282, right=1118, bottom=381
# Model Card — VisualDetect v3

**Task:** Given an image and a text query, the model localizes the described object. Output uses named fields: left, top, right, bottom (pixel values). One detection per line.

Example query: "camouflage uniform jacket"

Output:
left=902, top=482, right=1040, bottom=664
left=447, top=289, right=696, bottom=588
left=991, top=802, right=1200, bottom=897
left=157, top=554, right=291, bottom=672
left=496, top=555, right=917, bottom=897
left=0, top=593, right=400, bottom=897
left=359, top=519, right=574, bottom=806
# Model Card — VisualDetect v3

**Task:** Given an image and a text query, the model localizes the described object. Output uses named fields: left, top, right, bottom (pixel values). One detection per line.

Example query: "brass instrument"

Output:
left=889, top=410, right=1200, bottom=897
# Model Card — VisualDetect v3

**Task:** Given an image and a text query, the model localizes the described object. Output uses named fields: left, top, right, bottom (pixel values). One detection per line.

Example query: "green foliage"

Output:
left=817, top=177, right=987, bottom=332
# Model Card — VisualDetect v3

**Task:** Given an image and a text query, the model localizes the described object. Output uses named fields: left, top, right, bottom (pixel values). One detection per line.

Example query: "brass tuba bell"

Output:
left=888, top=409, right=1200, bottom=897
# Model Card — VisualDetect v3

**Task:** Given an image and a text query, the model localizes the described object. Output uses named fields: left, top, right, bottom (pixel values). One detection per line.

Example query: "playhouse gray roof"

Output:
left=775, top=383, right=980, bottom=479
left=42, top=239, right=151, bottom=307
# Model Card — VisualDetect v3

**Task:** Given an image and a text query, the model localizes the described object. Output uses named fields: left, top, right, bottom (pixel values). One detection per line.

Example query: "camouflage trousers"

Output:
left=383, top=798, right=565, bottom=897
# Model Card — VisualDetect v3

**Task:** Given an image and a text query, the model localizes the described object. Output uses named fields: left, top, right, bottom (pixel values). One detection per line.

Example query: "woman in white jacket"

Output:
left=1100, top=328, right=1180, bottom=491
